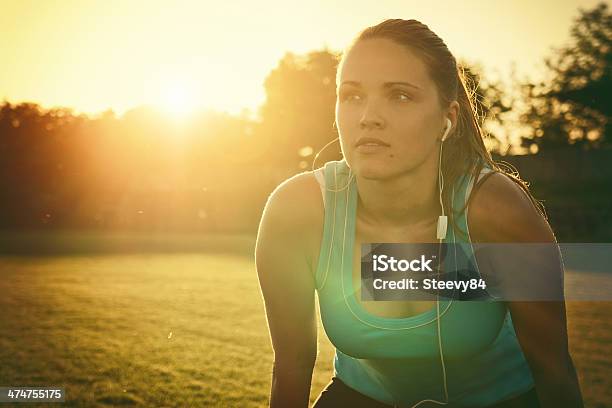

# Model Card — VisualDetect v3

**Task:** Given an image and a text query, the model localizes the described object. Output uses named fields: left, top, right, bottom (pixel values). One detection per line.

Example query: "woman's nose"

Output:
left=359, top=103, right=386, bottom=130
left=360, top=115, right=385, bottom=130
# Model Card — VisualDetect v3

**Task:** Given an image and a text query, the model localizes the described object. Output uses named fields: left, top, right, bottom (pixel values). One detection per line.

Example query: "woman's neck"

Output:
left=355, top=156, right=442, bottom=229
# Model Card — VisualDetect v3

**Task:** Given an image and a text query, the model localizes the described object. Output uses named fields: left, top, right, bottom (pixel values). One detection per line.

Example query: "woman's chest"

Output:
left=352, top=218, right=439, bottom=319
left=317, top=214, right=509, bottom=360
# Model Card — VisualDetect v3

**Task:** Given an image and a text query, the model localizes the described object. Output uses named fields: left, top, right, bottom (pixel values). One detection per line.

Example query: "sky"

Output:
left=0, top=0, right=606, bottom=118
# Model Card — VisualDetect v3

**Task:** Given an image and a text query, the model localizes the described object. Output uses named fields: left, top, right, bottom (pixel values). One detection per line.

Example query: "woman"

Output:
left=255, top=19, right=583, bottom=408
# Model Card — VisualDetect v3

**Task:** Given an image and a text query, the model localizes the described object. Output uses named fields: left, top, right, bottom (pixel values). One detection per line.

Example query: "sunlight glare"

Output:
left=159, top=81, right=198, bottom=119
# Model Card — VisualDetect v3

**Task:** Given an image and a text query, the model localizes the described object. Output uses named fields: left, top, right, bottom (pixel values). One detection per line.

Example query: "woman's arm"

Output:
left=255, top=173, right=322, bottom=408
left=468, top=172, right=584, bottom=408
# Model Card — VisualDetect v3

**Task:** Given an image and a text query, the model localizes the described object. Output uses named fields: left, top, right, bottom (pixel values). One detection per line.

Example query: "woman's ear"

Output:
left=442, top=101, right=459, bottom=141
left=441, top=118, right=452, bottom=142
left=448, top=100, right=459, bottom=129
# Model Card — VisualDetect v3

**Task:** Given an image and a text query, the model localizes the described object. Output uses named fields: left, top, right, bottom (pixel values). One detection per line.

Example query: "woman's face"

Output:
left=336, top=38, right=452, bottom=180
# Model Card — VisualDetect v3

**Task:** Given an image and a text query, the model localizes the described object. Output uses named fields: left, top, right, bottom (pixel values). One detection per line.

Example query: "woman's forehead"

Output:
left=338, top=38, right=430, bottom=88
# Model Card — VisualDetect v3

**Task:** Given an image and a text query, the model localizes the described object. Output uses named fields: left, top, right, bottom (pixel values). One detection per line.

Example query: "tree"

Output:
left=520, top=2, right=611, bottom=151
left=257, top=48, right=342, bottom=169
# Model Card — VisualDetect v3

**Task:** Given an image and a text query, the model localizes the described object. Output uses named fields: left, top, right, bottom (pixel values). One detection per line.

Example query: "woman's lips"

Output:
left=356, top=143, right=389, bottom=153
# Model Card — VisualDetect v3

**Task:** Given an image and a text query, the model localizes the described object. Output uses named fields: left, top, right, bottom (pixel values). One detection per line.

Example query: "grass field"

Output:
left=0, top=235, right=610, bottom=407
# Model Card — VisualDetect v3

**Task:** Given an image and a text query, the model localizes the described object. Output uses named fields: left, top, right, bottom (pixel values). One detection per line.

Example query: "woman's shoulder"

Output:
left=261, top=169, right=325, bottom=265
left=467, top=171, right=556, bottom=243
left=266, top=169, right=324, bottom=219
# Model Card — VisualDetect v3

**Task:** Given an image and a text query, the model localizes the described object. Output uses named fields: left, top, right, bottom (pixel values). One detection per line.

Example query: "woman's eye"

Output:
left=340, top=92, right=361, bottom=102
left=392, top=91, right=412, bottom=102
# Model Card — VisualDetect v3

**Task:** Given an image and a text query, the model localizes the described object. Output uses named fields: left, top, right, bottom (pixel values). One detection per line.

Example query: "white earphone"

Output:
left=441, top=118, right=452, bottom=142
left=436, top=118, right=452, bottom=240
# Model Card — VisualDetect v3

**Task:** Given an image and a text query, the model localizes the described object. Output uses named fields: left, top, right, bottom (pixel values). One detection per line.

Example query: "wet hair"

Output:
left=335, top=18, right=547, bottom=239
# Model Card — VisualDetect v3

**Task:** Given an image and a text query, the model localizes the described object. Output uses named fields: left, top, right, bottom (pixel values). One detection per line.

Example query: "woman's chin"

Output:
left=355, top=164, right=394, bottom=180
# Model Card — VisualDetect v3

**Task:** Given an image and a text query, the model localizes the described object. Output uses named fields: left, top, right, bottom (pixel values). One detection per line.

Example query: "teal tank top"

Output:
left=313, top=159, right=535, bottom=407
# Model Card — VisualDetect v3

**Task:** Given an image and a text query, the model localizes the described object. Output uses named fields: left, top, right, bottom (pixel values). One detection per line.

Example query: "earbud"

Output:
left=441, top=118, right=452, bottom=142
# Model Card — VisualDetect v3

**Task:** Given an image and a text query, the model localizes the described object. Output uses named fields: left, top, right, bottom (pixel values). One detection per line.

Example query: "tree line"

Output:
left=0, top=3, right=610, bottom=235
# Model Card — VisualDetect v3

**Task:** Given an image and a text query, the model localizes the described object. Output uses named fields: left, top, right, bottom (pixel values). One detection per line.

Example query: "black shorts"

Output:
left=313, top=376, right=541, bottom=408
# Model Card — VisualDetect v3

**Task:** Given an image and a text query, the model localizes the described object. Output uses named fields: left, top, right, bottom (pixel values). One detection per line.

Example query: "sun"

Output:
left=158, top=81, right=198, bottom=119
